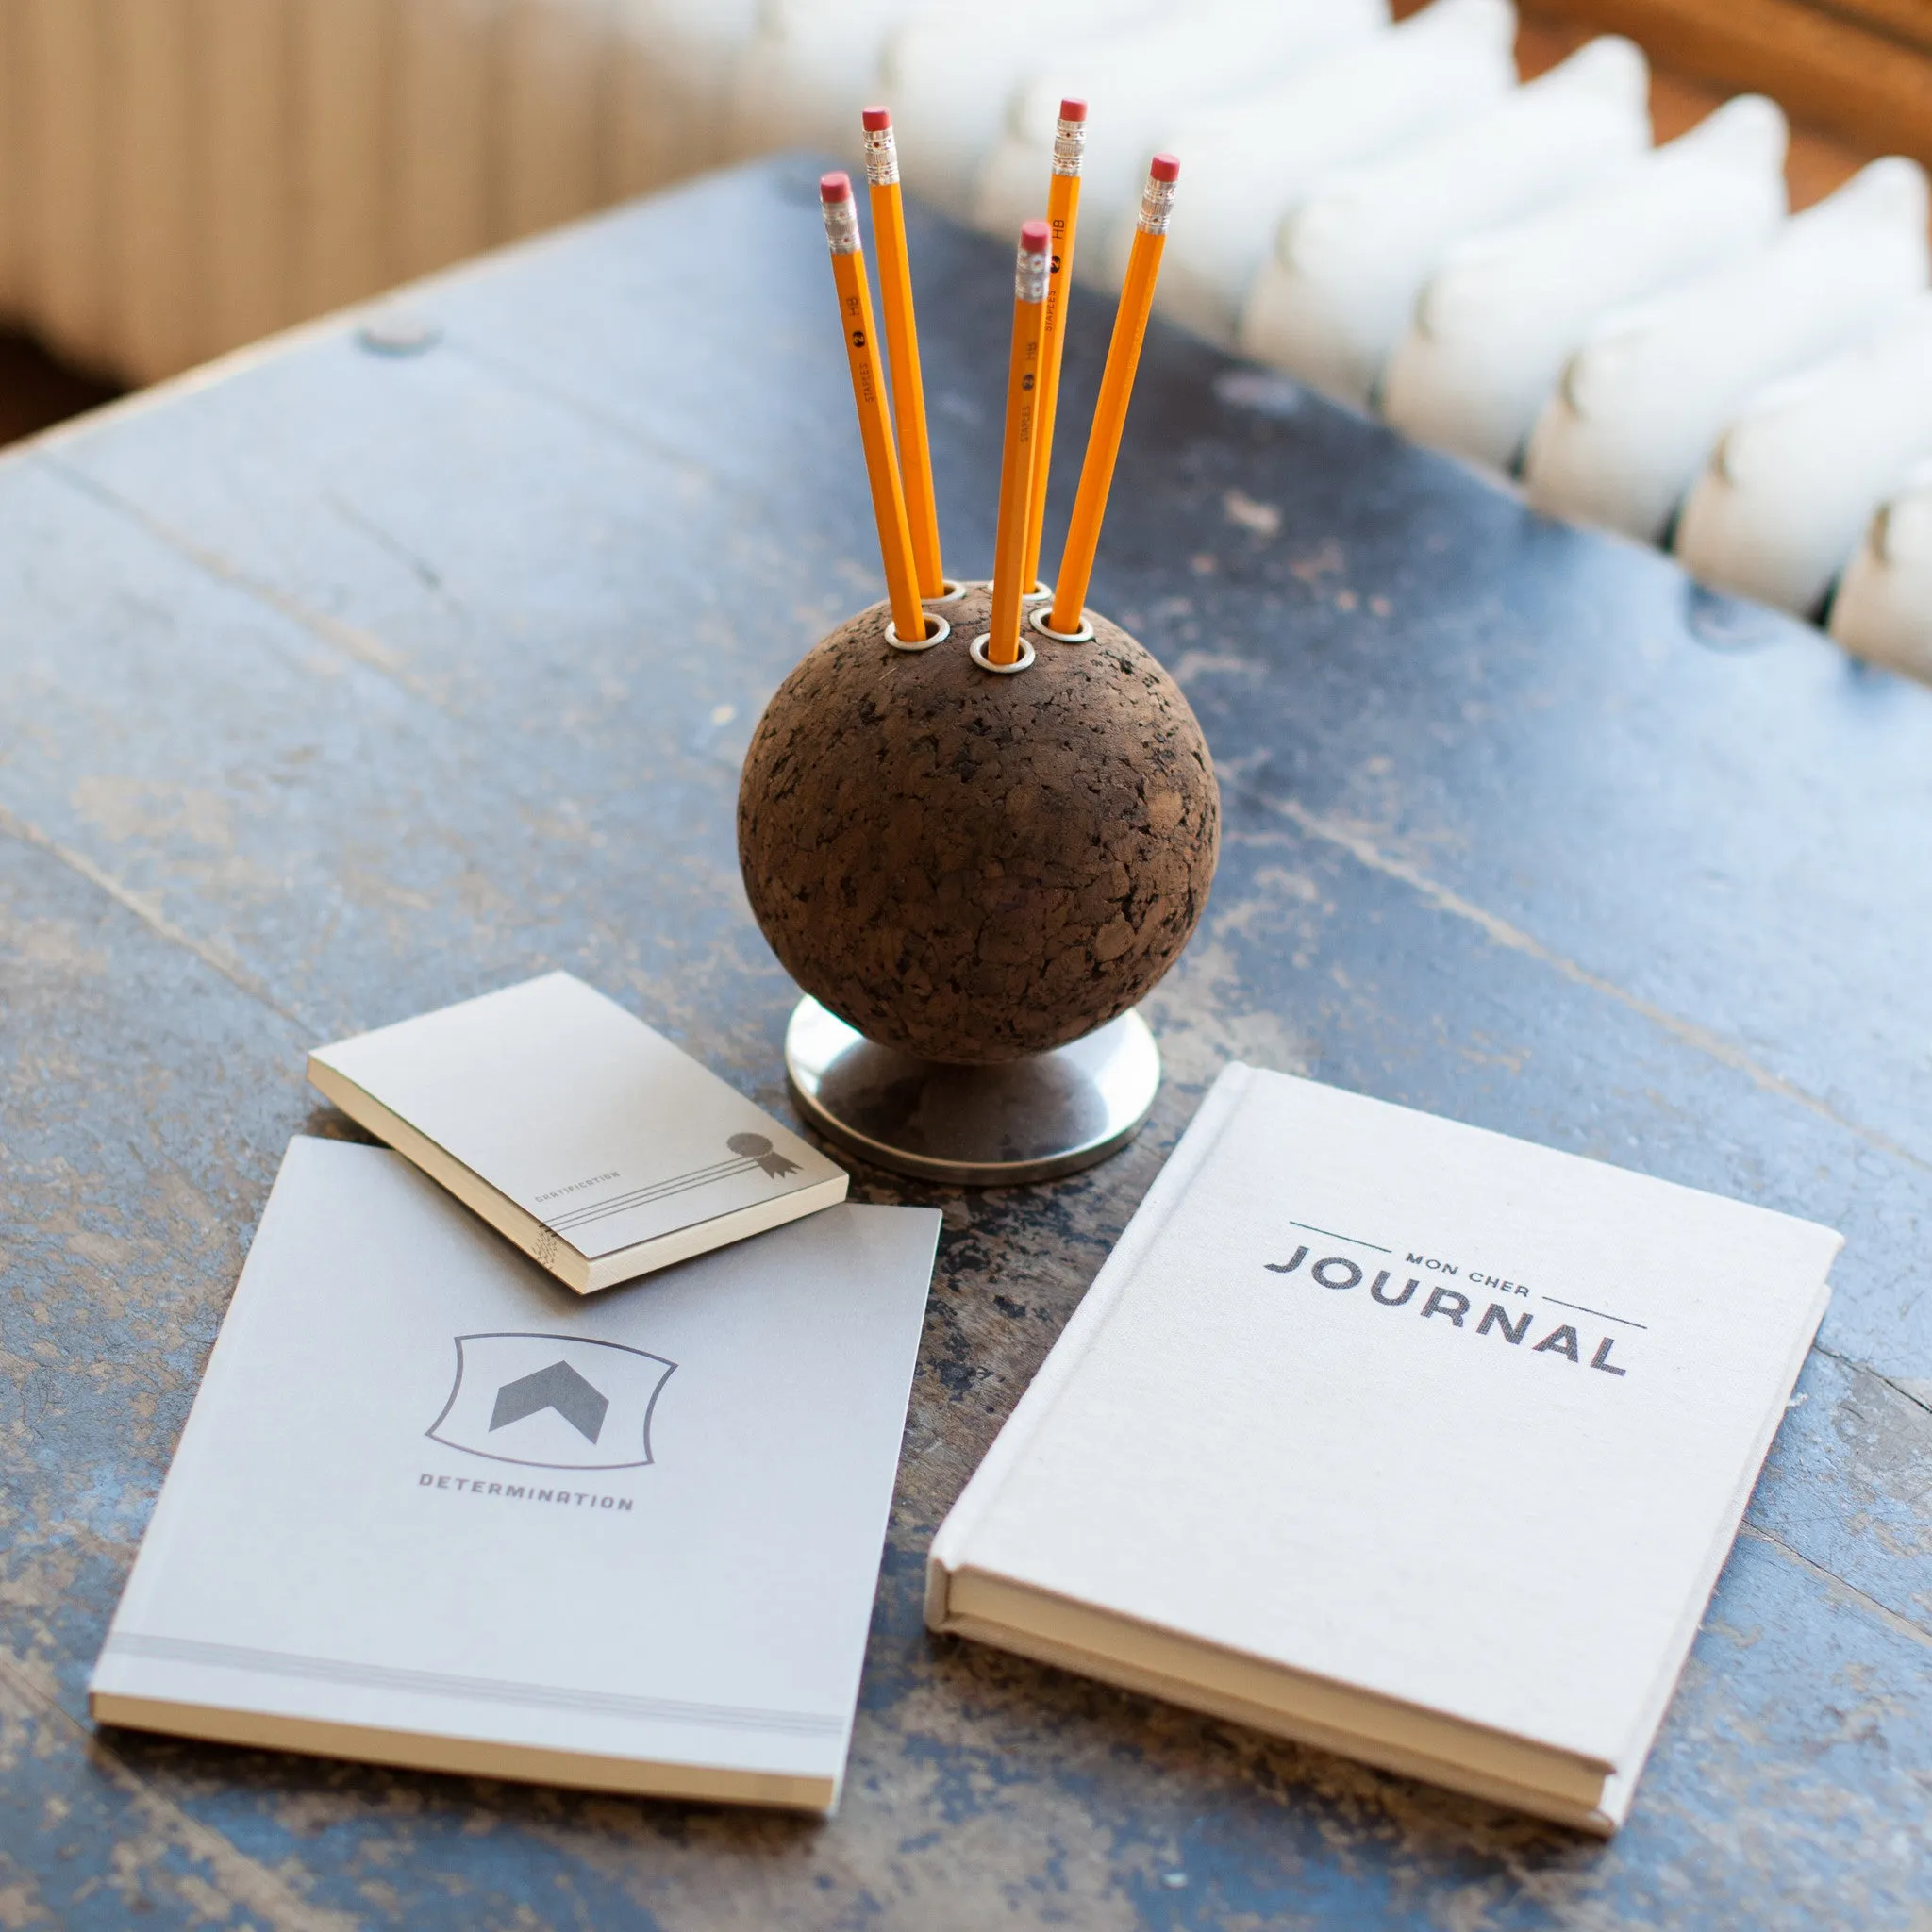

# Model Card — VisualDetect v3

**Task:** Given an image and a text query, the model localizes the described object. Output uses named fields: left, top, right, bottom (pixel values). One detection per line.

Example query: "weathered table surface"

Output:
left=1, top=156, right=1926, bottom=1930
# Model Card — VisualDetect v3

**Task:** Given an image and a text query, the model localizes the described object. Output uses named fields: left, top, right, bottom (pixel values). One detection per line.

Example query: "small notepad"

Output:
left=927, top=1064, right=1841, bottom=1832
left=92, top=1138, right=940, bottom=1809
left=308, top=974, right=847, bottom=1292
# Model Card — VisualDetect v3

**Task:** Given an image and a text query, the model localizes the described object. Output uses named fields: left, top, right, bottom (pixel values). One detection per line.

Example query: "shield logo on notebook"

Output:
left=426, top=1333, right=676, bottom=1471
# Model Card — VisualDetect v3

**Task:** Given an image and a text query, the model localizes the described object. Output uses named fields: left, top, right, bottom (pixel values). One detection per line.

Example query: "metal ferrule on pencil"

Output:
left=1051, top=118, right=1086, bottom=177
left=1137, top=175, right=1177, bottom=237
left=823, top=197, right=860, bottom=254
left=862, top=125, right=899, bottom=188
left=1015, top=241, right=1050, bottom=305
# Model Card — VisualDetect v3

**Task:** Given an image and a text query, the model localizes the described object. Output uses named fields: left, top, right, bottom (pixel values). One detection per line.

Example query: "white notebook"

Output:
left=926, top=1064, right=1840, bottom=1833
left=308, top=974, right=847, bottom=1292
left=92, top=1138, right=940, bottom=1812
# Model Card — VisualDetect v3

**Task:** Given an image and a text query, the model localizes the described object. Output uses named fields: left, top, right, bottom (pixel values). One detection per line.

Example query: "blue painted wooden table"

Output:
left=0, top=157, right=1925, bottom=1928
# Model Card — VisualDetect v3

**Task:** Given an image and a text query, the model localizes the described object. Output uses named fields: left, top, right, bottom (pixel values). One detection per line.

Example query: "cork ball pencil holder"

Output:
left=738, top=583, right=1219, bottom=1184
left=760, top=143, right=1204, bottom=1181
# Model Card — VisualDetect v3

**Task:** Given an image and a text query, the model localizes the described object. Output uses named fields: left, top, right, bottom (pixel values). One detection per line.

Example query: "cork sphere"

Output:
left=738, top=586, right=1219, bottom=1063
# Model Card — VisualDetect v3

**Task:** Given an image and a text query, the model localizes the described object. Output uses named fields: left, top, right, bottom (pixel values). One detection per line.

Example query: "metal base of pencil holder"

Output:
left=785, top=996, right=1160, bottom=1187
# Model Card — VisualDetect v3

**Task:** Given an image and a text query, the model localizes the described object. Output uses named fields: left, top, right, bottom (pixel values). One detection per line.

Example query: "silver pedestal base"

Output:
left=784, top=997, right=1160, bottom=1186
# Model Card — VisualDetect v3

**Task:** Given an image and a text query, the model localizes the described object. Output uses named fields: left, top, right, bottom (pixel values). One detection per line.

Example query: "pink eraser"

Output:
left=820, top=172, right=853, bottom=202
left=1021, top=218, right=1052, bottom=251
left=1149, top=153, right=1180, bottom=183
left=1059, top=97, right=1089, bottom=122
left=861, top=106, right=891, bottom=131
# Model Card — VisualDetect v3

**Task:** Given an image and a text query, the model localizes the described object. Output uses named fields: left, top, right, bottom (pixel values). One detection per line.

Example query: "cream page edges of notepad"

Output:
left=928, top=1064, right=1840, bottom=1777
left=306, top=1059, right=846, bottom=1293
left=308, top=974, right=846, bottom=1284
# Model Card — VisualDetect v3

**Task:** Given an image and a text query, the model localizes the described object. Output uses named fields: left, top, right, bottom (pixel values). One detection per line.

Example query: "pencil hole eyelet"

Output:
left=1022, top=579, right=1054, bottom=603
left=1029, top=607, right=1095, bottom=644
left=968, top=633, right=1036, bottom=675
left=924, top=579, right=968, bottom=605
left=886, top=612, right=949, bottom=651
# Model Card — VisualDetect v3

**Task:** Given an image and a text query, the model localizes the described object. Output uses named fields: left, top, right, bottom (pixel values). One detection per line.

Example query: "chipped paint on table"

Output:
left=0, top=158, right=1926, bottom=1928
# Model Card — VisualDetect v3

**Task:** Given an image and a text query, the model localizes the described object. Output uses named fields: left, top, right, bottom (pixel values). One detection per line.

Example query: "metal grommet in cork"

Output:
left=770, top=154, right=1198, bottom=1182
left=1030, top=605, right=1095, bottom=644
left=967, top=630, right=1035, bottom=673
left=886, top=610, right=950, bottom=651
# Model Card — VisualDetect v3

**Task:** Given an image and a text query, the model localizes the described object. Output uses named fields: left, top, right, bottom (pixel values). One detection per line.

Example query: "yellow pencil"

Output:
left=982, top=219, right=1053, bottom=668
left=1048, top=155, right=1178, bottom=639
left=861, top=106, right=947, bottom=599
left=819, top=171, right=928, bottom=645
left=1020, top=97, right=1087, bottom=601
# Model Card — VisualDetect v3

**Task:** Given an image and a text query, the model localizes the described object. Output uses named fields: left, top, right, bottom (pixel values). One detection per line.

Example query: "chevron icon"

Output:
left=490, top=1360, right=609, bottom=1442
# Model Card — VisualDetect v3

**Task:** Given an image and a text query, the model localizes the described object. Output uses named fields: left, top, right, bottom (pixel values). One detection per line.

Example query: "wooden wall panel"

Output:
left=294, top=0, right=394, bottom=319
left=19, top=0, right=112, bottom=372
left=392, top=0, right=504, bottom=277
left=108, top=0, right=198, bottom=381
left=194, top=0, right=297, bottom=358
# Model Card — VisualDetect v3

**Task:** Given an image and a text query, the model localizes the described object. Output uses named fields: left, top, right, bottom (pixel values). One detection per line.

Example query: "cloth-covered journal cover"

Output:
left=92, top=1137, right=940, bottom=1810
left=926, top=1064, right=1840, bottom=1832
left=308, top=973, right=848, bottom=1292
